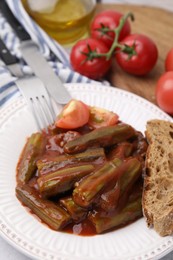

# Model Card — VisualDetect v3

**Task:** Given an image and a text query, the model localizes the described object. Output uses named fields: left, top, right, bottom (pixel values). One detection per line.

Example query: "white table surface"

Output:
left=1, top=1, right=173, bottom=259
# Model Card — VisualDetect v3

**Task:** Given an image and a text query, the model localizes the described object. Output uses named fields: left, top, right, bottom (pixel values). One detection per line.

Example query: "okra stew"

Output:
left=16, top=100, right=148, bottom=235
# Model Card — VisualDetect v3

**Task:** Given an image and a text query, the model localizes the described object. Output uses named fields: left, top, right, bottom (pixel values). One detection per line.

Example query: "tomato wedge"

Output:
left=88, top=106, right=119, bottom=129
left=55, top=99, right=90, bottom=129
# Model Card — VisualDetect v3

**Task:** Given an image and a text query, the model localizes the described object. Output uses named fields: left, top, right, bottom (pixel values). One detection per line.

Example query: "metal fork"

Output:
left=0, top=37, right=56, bottom=131
left=16, top=77, right=56, bottom=131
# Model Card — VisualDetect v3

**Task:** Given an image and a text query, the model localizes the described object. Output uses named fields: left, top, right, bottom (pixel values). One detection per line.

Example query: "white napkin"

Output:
left=0, top=0, right=99, bottom=108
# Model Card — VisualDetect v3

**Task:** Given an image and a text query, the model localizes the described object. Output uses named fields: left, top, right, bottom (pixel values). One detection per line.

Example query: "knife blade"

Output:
left=0, top=0, right=71, bottom=105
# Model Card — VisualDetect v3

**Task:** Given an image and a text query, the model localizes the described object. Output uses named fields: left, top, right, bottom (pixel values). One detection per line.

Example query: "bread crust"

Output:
left=142, top=119, right=173, bottom=236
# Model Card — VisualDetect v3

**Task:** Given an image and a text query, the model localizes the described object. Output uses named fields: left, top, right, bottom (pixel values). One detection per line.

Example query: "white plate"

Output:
left=0, top=83, right=173, bottom=260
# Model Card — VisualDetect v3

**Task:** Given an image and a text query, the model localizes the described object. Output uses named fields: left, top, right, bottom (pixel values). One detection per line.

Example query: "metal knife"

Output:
left=0, top=0, right=71, bottom=105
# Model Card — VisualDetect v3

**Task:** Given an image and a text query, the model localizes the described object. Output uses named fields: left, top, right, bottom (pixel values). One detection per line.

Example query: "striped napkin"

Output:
left=0, top=0, right=100, bottom=108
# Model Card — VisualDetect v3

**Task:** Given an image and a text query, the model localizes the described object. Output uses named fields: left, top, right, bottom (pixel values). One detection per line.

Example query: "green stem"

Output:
left=83, top=12, right=135, bottom=61
left=105, top=12, right=132, bottom=59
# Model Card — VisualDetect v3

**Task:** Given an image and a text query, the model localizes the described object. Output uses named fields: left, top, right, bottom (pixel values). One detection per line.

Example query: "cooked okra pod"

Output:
left=118, top=158, right=142, bottom=199
left=132, top=131, right=148, bottom=157
left=37, top=164, right=95, bottom=198
left=98, top=157, right=141, bottom=211
left=108, top=142, right=133, bottom=160
left=16, top=184, right=71, bottom=230
left=17, top=133, right=45, bottom=183
left=89, top=197, right=142, bottom=233
left=37, top=148, right=105, bottom=175
left=128, top=179, right=143, bottom=203
left=64, top=124, right=136, bottom=154
left=60, top=196, right=87, bottom=222
left=73, top=158, right=123, bottom=208
left=99, top=182, right=120, bottom=211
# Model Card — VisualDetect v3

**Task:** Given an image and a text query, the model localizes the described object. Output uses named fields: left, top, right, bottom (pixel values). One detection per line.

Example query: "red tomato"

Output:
left=90, top=10, right=131, bottom=48
left=55, top=99, right=90, bottom=129
left=88, top=106, right=119, bottom=129
left=165, top=48, right=173, bottom=71
left=70, top=38, right=111, bottom=79
left=115, top=34, right=158, bottom=75
left=156, top=71, right=173, bottom=115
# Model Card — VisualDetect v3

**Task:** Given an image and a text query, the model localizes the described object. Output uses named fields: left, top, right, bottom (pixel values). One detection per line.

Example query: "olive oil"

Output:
left=22, top=0, right=96, bottom=45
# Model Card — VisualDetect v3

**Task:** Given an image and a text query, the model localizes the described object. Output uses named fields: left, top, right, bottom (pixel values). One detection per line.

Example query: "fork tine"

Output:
left=41, top=94, right=56, bottom=123
left=34, top=95, right=54, bottom=129
left=16, top=76, right=56, bottom=132
left=29, top=97, right=43, bottom=131
left=31, top=96, right=48, bottom=131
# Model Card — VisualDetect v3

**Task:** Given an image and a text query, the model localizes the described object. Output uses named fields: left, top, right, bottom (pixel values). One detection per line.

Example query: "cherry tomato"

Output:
left=115, top=34, right=158, bottom=76
left=70, top=38, right=111, bottom=79
left=165, top=48, right=173, bottom=71
left=88, top=106, right=119, bottom=129
left=90, top=10, right=131, bottom=48
left=55, top=99, right=90, bottom=129
left=156, top=71, right=173, bottom=115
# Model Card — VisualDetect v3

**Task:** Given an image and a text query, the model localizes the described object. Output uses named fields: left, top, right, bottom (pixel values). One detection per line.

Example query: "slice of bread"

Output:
left=142, top=119, right=173, bottom=236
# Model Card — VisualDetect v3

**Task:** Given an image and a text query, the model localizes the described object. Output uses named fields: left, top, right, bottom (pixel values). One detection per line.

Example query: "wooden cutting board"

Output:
left=96, top=4, right=173, bottom=105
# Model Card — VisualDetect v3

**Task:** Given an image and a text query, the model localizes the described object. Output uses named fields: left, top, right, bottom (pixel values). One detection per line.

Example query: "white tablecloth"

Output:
left=1, top=1, right=173, bottom=259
